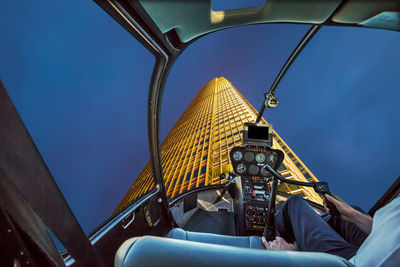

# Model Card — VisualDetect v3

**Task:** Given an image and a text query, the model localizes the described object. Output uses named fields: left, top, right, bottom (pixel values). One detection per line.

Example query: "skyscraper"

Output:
left=114, top=77, right=322, bottom=213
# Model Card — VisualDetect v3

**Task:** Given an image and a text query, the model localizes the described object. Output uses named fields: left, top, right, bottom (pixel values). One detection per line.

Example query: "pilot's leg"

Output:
left=274, top=196, right=358, bottom=259
left=326, top=215, right=368, bottom=247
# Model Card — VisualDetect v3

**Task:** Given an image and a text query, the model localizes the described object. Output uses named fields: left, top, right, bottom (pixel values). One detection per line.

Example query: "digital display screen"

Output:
left=248, top=125, right=269, bottom=140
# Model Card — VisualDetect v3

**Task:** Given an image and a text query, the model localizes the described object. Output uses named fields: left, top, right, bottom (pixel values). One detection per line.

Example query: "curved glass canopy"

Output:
left=1, top=0, right=400, bottom=243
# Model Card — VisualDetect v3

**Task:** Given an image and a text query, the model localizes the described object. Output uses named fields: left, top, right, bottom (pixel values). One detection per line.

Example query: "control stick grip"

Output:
left=263, top=212, right=276, bottom=241
left=325, top=192, right=340, bottom=217
left=314, top=182, right=340, bottom=217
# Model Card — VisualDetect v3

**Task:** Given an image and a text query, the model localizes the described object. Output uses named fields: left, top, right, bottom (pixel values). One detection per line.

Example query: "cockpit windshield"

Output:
left=158, top=24, right=321, bottom=202
left=1, top=1, right=400, bottom=244
left=158, top=22, right=400, bottom=210
left=0, top=1, right=155, bottom=235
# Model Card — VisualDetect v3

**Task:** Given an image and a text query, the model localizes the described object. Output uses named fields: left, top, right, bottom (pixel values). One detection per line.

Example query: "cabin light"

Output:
left=211, top=10, right=225, bottom=24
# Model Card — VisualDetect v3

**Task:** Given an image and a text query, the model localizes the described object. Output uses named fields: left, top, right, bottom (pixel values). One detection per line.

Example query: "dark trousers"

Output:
left=274, top=196, right=368, bottom=260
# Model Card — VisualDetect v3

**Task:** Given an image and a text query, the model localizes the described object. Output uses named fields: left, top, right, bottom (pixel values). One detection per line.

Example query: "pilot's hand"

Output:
left=324, top=193, right=355, bottom=222
left=262, top=236, right=297, bottom=251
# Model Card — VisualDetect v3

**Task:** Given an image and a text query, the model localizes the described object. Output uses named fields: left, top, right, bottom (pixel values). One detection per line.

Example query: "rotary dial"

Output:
left=236, top=163, right=246, bottom=174
left=232, top=151, right=243, bottom=161
left=255, top=153, right=266, bottom=163
left=261, top=166, right=269, bottom=176
left=268, top=153, right=277, bottom=163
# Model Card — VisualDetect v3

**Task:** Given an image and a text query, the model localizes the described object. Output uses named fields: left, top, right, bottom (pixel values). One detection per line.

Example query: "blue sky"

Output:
left=1, top=1, right=400, bottom=237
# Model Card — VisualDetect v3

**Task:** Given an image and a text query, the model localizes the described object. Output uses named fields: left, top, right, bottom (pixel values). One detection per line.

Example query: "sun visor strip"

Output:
left=139, top=0, right=342, bottom=43
left=332, top=1, right=400, bottom=26
left=0, top=81, right=103, bottom=266
left=359, top=11, right=400, bottom=32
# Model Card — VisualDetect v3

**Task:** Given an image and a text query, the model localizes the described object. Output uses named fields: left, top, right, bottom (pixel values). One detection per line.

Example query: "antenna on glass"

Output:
left=255, top=93, right=279, bottom=123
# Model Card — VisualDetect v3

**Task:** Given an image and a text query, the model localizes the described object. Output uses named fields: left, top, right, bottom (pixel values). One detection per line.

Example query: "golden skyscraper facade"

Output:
left=114, top=77, right=322, bottom=213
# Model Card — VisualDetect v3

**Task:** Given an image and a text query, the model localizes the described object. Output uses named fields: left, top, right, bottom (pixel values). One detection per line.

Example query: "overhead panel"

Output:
left=138, top=0, right=342, bottom=43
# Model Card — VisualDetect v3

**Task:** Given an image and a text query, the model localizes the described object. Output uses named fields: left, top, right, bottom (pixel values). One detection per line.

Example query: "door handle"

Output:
left=121, top=212, right=135, bottom=229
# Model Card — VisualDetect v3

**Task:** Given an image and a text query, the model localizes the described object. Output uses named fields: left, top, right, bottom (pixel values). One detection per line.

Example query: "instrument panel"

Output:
left=230, top=146, right=284, bottom=177
left=230, top=146, right=284, bottom=233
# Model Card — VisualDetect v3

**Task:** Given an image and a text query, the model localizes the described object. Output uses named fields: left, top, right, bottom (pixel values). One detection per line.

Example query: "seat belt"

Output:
left=0, top=81, right=104, bottom=266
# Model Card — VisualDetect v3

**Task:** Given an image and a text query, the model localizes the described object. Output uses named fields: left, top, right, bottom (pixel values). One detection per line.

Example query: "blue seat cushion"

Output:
left=115, top=236, right=353, bottom=267
left=167, top=228, right=265, bottom=249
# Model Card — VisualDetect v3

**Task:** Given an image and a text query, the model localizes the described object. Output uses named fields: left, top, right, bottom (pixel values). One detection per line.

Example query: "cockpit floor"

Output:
left=184, top=209, right=236, bottom=236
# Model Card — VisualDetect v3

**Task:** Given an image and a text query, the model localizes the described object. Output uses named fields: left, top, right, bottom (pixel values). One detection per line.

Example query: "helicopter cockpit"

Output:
left=112, top=120, right=347, bottom=267
left=1, top=1, right=400, bottom=267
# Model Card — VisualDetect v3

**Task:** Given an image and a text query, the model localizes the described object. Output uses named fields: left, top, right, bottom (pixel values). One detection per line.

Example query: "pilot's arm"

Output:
left=325, top=194, right=373, bottom=235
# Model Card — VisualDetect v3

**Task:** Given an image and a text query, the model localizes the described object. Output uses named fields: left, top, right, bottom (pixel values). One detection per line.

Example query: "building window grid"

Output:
left=117, top=78, right=323, bottom=208
left=177, top=101, right=209, bottom=197
left=167, top=97, right=208, bottom=196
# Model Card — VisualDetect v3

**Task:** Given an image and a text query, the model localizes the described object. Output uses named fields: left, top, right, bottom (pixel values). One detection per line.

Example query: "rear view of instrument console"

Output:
left=230, top=145, right=284, bottom=233
left=230, top=123, right=284, bottom=234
